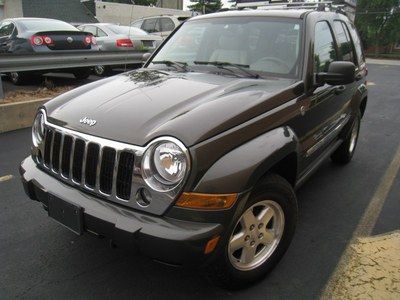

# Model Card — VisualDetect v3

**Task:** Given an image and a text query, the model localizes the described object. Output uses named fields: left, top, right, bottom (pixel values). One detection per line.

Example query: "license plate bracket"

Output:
left=48, top=195, right=83, bottom=235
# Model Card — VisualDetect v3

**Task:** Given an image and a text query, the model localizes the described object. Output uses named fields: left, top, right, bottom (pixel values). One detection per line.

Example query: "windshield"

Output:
left=20, top=19, right=78, bottom=32
left=107, top=25, right=148, bottom=36
left=149, top=17, right=303, bottom=78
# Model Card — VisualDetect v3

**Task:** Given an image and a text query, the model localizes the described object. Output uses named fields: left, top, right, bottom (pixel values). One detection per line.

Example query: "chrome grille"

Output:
left=41, top=126, right=136, bottom=202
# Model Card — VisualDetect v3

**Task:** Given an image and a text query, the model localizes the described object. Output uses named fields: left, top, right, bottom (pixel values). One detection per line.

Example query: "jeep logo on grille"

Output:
left=79, top=117, right=96, bottom=126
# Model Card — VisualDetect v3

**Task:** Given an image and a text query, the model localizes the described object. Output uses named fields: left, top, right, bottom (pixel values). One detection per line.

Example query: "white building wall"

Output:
left=4, top=0, right=23, bottom=19
left=95, top=2, right=190, bottom=25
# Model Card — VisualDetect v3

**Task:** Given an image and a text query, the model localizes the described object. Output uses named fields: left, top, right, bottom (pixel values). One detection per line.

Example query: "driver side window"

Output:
left=314, top=21, right=337, bottom=73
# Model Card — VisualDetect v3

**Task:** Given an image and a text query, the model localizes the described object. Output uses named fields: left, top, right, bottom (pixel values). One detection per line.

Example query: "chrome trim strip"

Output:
left=95, top=146, right=103, bottom=192
left=306, top=114, right=351, bottom=157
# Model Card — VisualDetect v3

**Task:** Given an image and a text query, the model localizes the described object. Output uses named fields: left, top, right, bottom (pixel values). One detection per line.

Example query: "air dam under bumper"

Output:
left=20, top=156, right=223, bottom=267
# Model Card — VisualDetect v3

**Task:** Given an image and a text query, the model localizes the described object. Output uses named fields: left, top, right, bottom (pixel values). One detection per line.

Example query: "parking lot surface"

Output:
left=1, top=62, right=399, bottom=299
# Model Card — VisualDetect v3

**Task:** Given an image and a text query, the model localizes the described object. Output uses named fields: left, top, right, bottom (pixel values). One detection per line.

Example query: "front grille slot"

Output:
left=72, top=139, right=85, bottom=183
left=85, top=143, right=99, bottom=188
left=100, top=147, right=116, bottom=194
left=40, top=126, right=137, bottom=204
left=116, top=151, right=134, bottom=200
left=61, top=135, right=73, bottom=177
left=51, top=132, right=62, bottom=172
left=43, top=129, right=53, bottom=166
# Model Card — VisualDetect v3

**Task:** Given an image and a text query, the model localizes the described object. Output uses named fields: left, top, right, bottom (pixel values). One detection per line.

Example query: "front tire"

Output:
left=331, top=114, right=361, bottom=164
left=207, top=174, right=298, bottom=289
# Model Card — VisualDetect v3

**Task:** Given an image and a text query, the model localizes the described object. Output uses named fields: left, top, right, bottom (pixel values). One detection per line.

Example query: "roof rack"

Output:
left=236, top=0, right=346, bottom=13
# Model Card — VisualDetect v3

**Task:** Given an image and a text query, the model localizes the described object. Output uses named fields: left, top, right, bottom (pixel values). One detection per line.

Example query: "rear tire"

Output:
left=10, top=72, right=31, bottom=85
left=73, top=68, right=91, bottom=80
left=207, top=174, right=298, bottom=289
left=331, top=114, right=361, bottom=164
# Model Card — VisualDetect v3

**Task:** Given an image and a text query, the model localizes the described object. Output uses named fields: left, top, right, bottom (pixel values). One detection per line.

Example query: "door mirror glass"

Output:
left=316, top=61, right=356, bottom=85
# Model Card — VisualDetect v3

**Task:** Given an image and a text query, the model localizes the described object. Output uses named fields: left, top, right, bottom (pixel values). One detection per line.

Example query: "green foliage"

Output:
left=188, top=0, right=223, bottom=13
left=355, top=0, right=400, bottom=51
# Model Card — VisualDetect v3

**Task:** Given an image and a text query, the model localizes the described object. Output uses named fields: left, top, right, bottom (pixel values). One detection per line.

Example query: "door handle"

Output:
left=335, top=85, right=346, bottom=95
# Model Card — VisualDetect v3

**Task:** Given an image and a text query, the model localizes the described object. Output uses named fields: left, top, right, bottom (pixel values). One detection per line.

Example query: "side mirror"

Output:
left=316, top=61, right=356, bottom=86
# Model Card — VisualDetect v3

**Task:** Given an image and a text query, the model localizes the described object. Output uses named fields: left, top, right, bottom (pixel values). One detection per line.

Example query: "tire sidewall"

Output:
left=213, top=176, right=298, bottom=287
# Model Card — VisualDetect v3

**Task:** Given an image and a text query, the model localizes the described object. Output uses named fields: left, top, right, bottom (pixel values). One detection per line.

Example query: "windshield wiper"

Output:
left=151, top=60, right=190, bottom=72
left=193, top=61, right=260, bottom=79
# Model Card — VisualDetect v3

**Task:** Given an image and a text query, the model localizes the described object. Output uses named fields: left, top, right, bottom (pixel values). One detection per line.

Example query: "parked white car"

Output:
left=131, top=15, right=189, bottom=39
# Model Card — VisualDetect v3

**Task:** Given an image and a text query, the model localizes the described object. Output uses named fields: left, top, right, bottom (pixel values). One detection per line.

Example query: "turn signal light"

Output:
left=175, top=192, right=237, bottom=210
left=205, top=236, right=220, bottom=254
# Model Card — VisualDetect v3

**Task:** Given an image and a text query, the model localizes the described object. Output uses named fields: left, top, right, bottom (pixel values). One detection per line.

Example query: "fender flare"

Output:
left=193, top=126, right=299, bottom=194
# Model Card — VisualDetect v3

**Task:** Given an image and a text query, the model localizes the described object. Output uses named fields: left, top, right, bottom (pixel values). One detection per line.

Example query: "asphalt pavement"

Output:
left=0, top=62, right=399, bottom=299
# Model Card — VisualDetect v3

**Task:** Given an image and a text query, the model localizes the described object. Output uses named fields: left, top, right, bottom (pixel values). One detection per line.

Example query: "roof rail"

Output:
left=236, top=0, right=343, bottom=12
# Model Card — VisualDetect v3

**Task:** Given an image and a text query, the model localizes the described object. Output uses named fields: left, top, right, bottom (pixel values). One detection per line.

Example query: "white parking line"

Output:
left=321, top=143, right=400, bottom=298
left=0, top=174, right=14, bottom=182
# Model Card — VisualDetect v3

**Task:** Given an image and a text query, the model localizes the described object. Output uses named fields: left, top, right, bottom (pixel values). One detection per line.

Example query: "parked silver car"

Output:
left=78, top=23, right=162, bottom=75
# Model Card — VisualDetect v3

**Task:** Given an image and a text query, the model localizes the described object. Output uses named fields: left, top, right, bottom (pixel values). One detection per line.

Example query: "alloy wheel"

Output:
left=228, top=200, right=285, bottom=271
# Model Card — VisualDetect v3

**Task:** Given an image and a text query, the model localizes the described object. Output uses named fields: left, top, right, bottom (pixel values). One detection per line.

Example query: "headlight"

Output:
left=32, top=110, right=45, bottom=147
left=142, top=138, right=190, bottom=192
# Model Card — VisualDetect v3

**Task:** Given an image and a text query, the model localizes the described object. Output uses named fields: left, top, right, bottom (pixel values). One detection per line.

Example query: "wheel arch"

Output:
left=360, top=96, right=368, bottom=118
left=192, top=126, right=300, bottom=194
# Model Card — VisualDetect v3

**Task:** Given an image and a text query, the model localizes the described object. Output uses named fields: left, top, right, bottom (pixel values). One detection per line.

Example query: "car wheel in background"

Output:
left=10, top=72, right=32, bottom=85
left=207, top=174, right=298, bottom=289
left=73, top=68, right=91, bottom=80
left=94, top=65, right=111, bottom=77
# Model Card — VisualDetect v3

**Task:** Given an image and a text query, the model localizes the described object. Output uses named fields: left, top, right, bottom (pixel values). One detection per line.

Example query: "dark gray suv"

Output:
left=20, top=8, right=367, bottom=288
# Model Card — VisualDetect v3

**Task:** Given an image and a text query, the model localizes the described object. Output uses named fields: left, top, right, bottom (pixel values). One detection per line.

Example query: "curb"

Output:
left=0, top=98, right=50, bottom=133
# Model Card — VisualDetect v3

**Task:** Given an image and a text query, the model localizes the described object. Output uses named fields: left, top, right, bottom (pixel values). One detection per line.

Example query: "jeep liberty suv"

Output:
left=20, top=6, right=368, bottom=288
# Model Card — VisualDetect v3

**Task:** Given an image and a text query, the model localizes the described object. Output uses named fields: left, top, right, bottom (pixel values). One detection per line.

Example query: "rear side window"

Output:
left=347, top=22, right=365, bottom=66
left=333, top=21, right=355, bottom=63
left=97, top=28, right=107, bottom=37
left=131, top=20, right=143, bottom=28
left=0, top=22, right=15, bottom=37
left=142, top=18, right=157, bottom=33
left=160, top=18, right=175, bottom=32
left=314, top=21, right=337, bottom=73
left=84, top=25, right=97, bottom=37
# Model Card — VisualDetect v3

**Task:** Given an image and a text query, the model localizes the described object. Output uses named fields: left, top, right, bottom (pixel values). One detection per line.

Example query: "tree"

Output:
left=188, top=0, right=223, bottom=14
left=355, top=0, right=400, bottom=55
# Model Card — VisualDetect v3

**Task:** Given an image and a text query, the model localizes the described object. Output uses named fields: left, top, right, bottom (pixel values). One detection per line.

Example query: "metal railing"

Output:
left=0, top=50, right=148, bottom=99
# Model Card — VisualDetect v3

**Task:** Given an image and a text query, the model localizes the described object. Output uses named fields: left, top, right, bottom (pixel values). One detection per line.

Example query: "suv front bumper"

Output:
left=20, top=156, right=224, bottom=267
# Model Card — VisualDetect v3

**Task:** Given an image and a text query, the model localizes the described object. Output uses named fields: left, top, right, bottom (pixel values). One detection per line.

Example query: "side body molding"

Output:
left=193, top=127, right=299, bottom=194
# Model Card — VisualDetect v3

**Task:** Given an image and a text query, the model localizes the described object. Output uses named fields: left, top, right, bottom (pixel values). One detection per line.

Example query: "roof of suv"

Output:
left=191, top=9, right=312, bottom=21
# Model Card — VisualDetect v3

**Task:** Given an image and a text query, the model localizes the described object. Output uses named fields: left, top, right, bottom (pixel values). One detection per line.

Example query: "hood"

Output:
left=45, top=69, right=298, bottom=147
